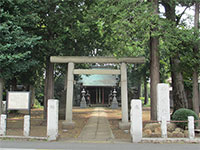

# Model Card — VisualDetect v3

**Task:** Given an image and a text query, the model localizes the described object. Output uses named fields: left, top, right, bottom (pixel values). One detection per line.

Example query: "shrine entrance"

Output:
left=50, top=56, right=145, bottom=129
left=87, top=86, right=111, bottom=105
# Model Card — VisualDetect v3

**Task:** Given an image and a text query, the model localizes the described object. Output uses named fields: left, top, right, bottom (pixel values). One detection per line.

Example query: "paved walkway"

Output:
left=78, top=107, right=114, bottom=142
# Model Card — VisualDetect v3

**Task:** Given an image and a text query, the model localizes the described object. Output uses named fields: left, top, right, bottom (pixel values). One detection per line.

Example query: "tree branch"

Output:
left=176, top=6, right=189, bottom=25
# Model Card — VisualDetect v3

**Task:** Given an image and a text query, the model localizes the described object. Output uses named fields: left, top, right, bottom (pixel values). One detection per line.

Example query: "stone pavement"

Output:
left=78, top=107, right=114, bottom=142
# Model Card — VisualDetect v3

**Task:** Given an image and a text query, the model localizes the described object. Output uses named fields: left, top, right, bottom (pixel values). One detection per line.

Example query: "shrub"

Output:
left=171, top=108, right=199, bottom=129
left=33, top=99, right=43, bottom=109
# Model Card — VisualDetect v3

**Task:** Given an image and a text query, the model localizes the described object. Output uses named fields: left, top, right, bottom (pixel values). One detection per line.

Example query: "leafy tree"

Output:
left=192, top=2, right=199, bottom=117
left=33, top=0, right=106, bottom=118
left=0, top=0, right=41, bottom=113
left=160, top=0, right=200, bottom=112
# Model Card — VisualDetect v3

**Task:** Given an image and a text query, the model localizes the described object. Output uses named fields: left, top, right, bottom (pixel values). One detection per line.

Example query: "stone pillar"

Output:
left=161, top=116, right=167, bottom=138
left=23, top=115, right=30, bottom=137
left=119, top=63, right=129, bottom=129
left=188, top=116, right=195, bottom=139
left=0, top=114, right=7, bottom=136
left=63, top=62, right=75, bottom=129
left=157, top=83, right=170, bottom=122
left=130, top=100, right=142, bottom=143
left=47, top=99, right=59, bottom=141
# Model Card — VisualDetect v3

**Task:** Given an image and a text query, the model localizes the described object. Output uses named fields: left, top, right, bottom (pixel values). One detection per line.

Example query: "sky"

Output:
left=160, top=4, right=196, bottom=28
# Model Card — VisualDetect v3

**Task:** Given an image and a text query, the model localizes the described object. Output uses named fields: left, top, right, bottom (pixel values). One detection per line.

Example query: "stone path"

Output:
left=78, top=107, right=114, bottom=142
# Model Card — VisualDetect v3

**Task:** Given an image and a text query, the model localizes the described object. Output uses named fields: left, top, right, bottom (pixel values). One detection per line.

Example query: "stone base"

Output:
left=110, top=101, right=118, bottom=109
left=62, top=121, right=75, bottom=129
left=80, top=101, right=87, bottom=108
left=119, top=121, right=131, bottom=130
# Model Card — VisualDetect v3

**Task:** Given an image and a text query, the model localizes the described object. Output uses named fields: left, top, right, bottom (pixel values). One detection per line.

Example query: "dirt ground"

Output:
left=4, top=107, right=200, bottom=140
left=6, top=108, right=93, bottom=139
left=4, top=107, right=151, bottom=140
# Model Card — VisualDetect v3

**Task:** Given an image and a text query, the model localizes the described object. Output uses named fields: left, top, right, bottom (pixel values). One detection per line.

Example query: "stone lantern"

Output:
left=110, top=88, right=118, bottom=109
left=80, top=88, right=87, bottom=108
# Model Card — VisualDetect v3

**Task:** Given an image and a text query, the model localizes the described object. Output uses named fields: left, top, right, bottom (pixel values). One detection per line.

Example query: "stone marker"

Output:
left=24, top=115, right=30, bottom=137
left=0, top=114, right=7, bottom=136
left=157, top=83, right=170, bottom=122
left=47, top=99, right=59, bottom=141
left=130, top=100, right=142, bottom=143
left=188, top=116, right=195, bottom=139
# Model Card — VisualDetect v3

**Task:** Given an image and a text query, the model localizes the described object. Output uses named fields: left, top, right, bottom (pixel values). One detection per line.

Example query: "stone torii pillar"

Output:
left=119, top=62, right=129, bottom=129
left=50, top=56, right=145, bottom=129
left=62, top=62, right=75, bottom=129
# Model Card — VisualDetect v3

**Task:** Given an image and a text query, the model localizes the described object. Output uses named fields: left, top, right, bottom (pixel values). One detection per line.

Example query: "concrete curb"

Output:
left=141, top=138, right=200, bottom=143
left=0, top=135, right=47, bottom=140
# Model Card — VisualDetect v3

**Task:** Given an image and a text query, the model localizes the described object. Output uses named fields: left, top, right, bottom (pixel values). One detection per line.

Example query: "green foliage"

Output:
left=140, top=97, right=151, bottom=107
left=33, top=99, right=43, bottom=109
left=172, top=108, right=199, bottom=129
left=0, top=0, right=41, bottom=80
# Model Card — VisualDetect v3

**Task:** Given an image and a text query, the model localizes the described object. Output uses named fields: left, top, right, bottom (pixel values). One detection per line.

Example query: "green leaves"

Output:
left=0, top=0, right=41, bottom=80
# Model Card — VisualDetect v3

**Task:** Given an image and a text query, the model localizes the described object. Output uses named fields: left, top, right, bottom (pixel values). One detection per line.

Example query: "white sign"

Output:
left=7, top=92, right=30, bottom=110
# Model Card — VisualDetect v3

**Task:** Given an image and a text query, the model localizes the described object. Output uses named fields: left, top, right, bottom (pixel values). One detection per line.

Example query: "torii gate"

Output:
left=50, top=56, right=145, bottom=129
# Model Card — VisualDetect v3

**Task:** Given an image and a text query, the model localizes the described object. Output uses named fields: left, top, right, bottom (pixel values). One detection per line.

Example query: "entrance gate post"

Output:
left=62, top=62, right=75, bottom=128
left=119, top=63, right=129, bottom=129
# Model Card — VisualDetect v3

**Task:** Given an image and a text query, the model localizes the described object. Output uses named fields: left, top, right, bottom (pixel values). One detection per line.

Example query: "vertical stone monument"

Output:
left=24, top=115, right=30, bottom=137
left=157, top=83, right=170, bottom=122
left=47, top=99, right=59, bottom=141
left=130, top=100, right=142, bottom=143
left=188, top=116, right=195, bottom=139
left=0, top=114, right=6, bottom=136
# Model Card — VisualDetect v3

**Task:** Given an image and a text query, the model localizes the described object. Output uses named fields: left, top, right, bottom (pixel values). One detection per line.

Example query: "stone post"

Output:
left=24, top=115, right=30, bottom=137
left=63, top=62, right=75, bottom=129
left=47, top=99, right=59, bottom=141
left=119, top=63, right=129, bottom=129
left=130, top=100, right=142, bottom=143
left=161, top=116, right=167, bottom=138
left=188, top=116, right=195, bottom=139
left=0, top=114, right=7, bottom=136
left=110, top=88, right=118, bottom=109
left=157, top=83, right=170, bottom=122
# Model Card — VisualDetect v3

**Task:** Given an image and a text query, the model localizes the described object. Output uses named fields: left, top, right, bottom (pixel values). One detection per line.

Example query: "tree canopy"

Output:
left=0, top=0, right=200, bottom=116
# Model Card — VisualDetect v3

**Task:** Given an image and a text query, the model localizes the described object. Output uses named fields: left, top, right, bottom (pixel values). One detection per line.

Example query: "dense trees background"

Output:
left=0, top=0, right=200, bottom=119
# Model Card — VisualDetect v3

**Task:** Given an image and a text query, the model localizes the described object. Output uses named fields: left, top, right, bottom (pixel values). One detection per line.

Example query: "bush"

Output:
left=33, top=99, right=43, bottom=109
left=171, top=108, right=199, bottom=129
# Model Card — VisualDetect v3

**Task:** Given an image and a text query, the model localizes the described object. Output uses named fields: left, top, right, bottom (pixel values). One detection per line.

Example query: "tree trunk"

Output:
left=144, top=74, right=148, bottom=105
left=30, top=85, right=35, bottom=108
left=11, top=78, right=17, bottom=91
left=43, top=58, right=54, bottom=119
left=150, top=0, right=160, bottom=120
left=192, top=2, right=199, bottom=117
left=150, top=36, right=160, bottom=120
left=171, top=58, right=188, bottom=112
left=162, top=1, right=188, bottom=112
left=137, top=82, right=141, bottom=99
left=0, top=78, right=3, bottom=115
